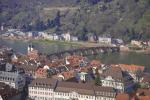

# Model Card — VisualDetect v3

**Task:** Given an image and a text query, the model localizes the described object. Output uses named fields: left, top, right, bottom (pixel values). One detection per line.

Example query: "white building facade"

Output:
left=0, top=63, right=25, bottom=91
left=98, top=37, right=112, bottom=45
left=63, top=32, right=71, bottom=41
left=28, top=79, right=116, bottom=100
left=101, top=76, right=124, bottom=91
left=0, top=71, right=25, bottom=91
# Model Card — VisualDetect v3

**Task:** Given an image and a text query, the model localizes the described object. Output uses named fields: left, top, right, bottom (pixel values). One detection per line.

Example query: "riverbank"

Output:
left=1, top=36, right=150, bottom=54
left=120, top=46, right=150, bottom=54
left=0, top=36, right=113, bottom=48
left=0, top=36, right=83, bottom=47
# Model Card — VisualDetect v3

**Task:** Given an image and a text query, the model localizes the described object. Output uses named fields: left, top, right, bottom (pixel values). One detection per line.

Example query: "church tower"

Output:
left=27, top=44, right=38, bottom=60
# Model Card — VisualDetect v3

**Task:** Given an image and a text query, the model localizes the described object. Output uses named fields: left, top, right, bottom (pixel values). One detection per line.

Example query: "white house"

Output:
left=38, top=32, right=46, bottom=37
left=26, top=32, right=33, bottom=38
left=98, top=37, right=112, bottom=45
left=131, top=40, right=142, bottom=47
left=63, top=32, right=71, bottom=41
left=53, top=34, right=59, bottom=40
left=47, top=34, right=54, bottom=40
left=71, top=36, right=78, bottom=42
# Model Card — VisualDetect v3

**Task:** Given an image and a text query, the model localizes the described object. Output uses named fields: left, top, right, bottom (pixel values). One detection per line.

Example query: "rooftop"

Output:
left=55, top=81, right=116, bottom=96
left=55, top=81, right=94, bottom=95
left=141, top=73, right=150, bottom=83
left=111, top=64, right=145, bottom=72
left=116, top=93, right=129, bottom=100
left=102, top=67, right=124, bottom=82
left=0, top=82, right=19, bottom=100
left=29, top=78, right=57, bottom=89
left=138, top=96, right=150, bottom=100
left=90, top=60, right=101, bottom=66
left=137, top=89, right=150, bottom=96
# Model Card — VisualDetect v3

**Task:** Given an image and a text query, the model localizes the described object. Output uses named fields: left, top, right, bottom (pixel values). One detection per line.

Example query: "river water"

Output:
left=0, top=39, right=150, bottom=71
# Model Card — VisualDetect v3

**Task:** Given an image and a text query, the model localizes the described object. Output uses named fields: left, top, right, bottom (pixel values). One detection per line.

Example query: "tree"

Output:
left=54, top=11, right=61, bottom=27
left=35, top=20, right=46, bottom=31
left=47, top=19, right=55, bottom=28
left=95, top=75, right=102, bottom=86
left=95, top=68, right=102, bottom=86
left=47, top=70, right=52, bottom=78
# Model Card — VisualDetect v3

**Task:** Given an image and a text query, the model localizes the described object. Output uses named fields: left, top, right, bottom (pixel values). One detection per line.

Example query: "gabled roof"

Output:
left=111, top=64, right=145, bottom=72
left=29, top=78, right=57, bottom=89
left=16, top=64, right=37, bottom=72
left=55, top=81, right=116, bottom=97
left=102, top=67, right=124, bottom=82
left=90, top=60, right=101, bottom=66
left=138, top=96, right=150, bottom=100
left=55, top=81, right=94, bottom=95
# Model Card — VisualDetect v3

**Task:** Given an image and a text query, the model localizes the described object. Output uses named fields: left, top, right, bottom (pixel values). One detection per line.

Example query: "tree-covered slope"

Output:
left=0, top=0, right=150, bottom=40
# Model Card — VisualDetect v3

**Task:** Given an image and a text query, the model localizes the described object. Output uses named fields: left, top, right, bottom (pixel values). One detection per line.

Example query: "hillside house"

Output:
left=71, top=36, right=78, bottom=42
left=98, top=37, right=112, bottom=45
left=62, top=32, right=71, bottom=41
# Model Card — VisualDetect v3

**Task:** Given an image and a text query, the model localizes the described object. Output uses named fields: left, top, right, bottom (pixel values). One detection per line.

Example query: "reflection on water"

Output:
left=0, top=39, right=150, bottom=71
left=88, top=52, right=150, bottom=71
left=0, top=39, right=75, bottom=54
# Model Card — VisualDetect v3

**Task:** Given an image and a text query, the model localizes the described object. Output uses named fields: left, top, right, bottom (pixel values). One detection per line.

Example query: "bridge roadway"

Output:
left=47, top=46, right=120, bottom=60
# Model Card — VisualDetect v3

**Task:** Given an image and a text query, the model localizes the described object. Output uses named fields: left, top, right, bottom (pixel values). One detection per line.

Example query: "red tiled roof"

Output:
left=116, top=93, right=129, bottom=100
left=62, top=71, right=74, bottom=79
left=48, top=60, right=65, bottom=67
left=111, top=64, right=145, bottom=72
left=66, top=55, right=85, bottom=64
left=138, top=96, right=150, bottom=100
left=128, top=92, right=136, bottom=100
left=35, top=68, right=47, bottom=77
left=90, top=60, right=101, bottom=66
left=28, top=50, right=39, bottom=59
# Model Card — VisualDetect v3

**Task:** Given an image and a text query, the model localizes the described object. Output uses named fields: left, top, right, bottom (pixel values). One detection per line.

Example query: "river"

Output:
left=0, top=39, right=150, bottom=71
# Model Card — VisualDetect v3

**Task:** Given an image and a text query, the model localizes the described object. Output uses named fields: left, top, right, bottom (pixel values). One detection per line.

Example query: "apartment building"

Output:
left=28, top=78, right=116, bottom=100
left=101, top=67, right=124, bottom=91
left=0, top=62, right=25, bottom=91
left=28, top=78, right=57, bottom=100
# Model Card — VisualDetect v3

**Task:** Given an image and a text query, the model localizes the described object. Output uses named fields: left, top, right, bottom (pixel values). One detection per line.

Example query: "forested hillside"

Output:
left=0, top=0, right=150, bottom=41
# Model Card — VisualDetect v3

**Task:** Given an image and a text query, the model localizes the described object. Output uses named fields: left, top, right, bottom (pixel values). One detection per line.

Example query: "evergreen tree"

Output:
left=95, top=68, right=102, bottom=86
left=54, top=11, right=61, bottom=27
left=95, top=75, right=102, bottom=86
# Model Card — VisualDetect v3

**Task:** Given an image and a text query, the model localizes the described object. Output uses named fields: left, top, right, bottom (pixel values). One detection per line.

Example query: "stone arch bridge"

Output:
left=47, top=46, right=120, bottom=60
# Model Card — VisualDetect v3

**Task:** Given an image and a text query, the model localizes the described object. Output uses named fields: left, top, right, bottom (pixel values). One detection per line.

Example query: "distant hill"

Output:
left=0, top=0, right=150, bottom=41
